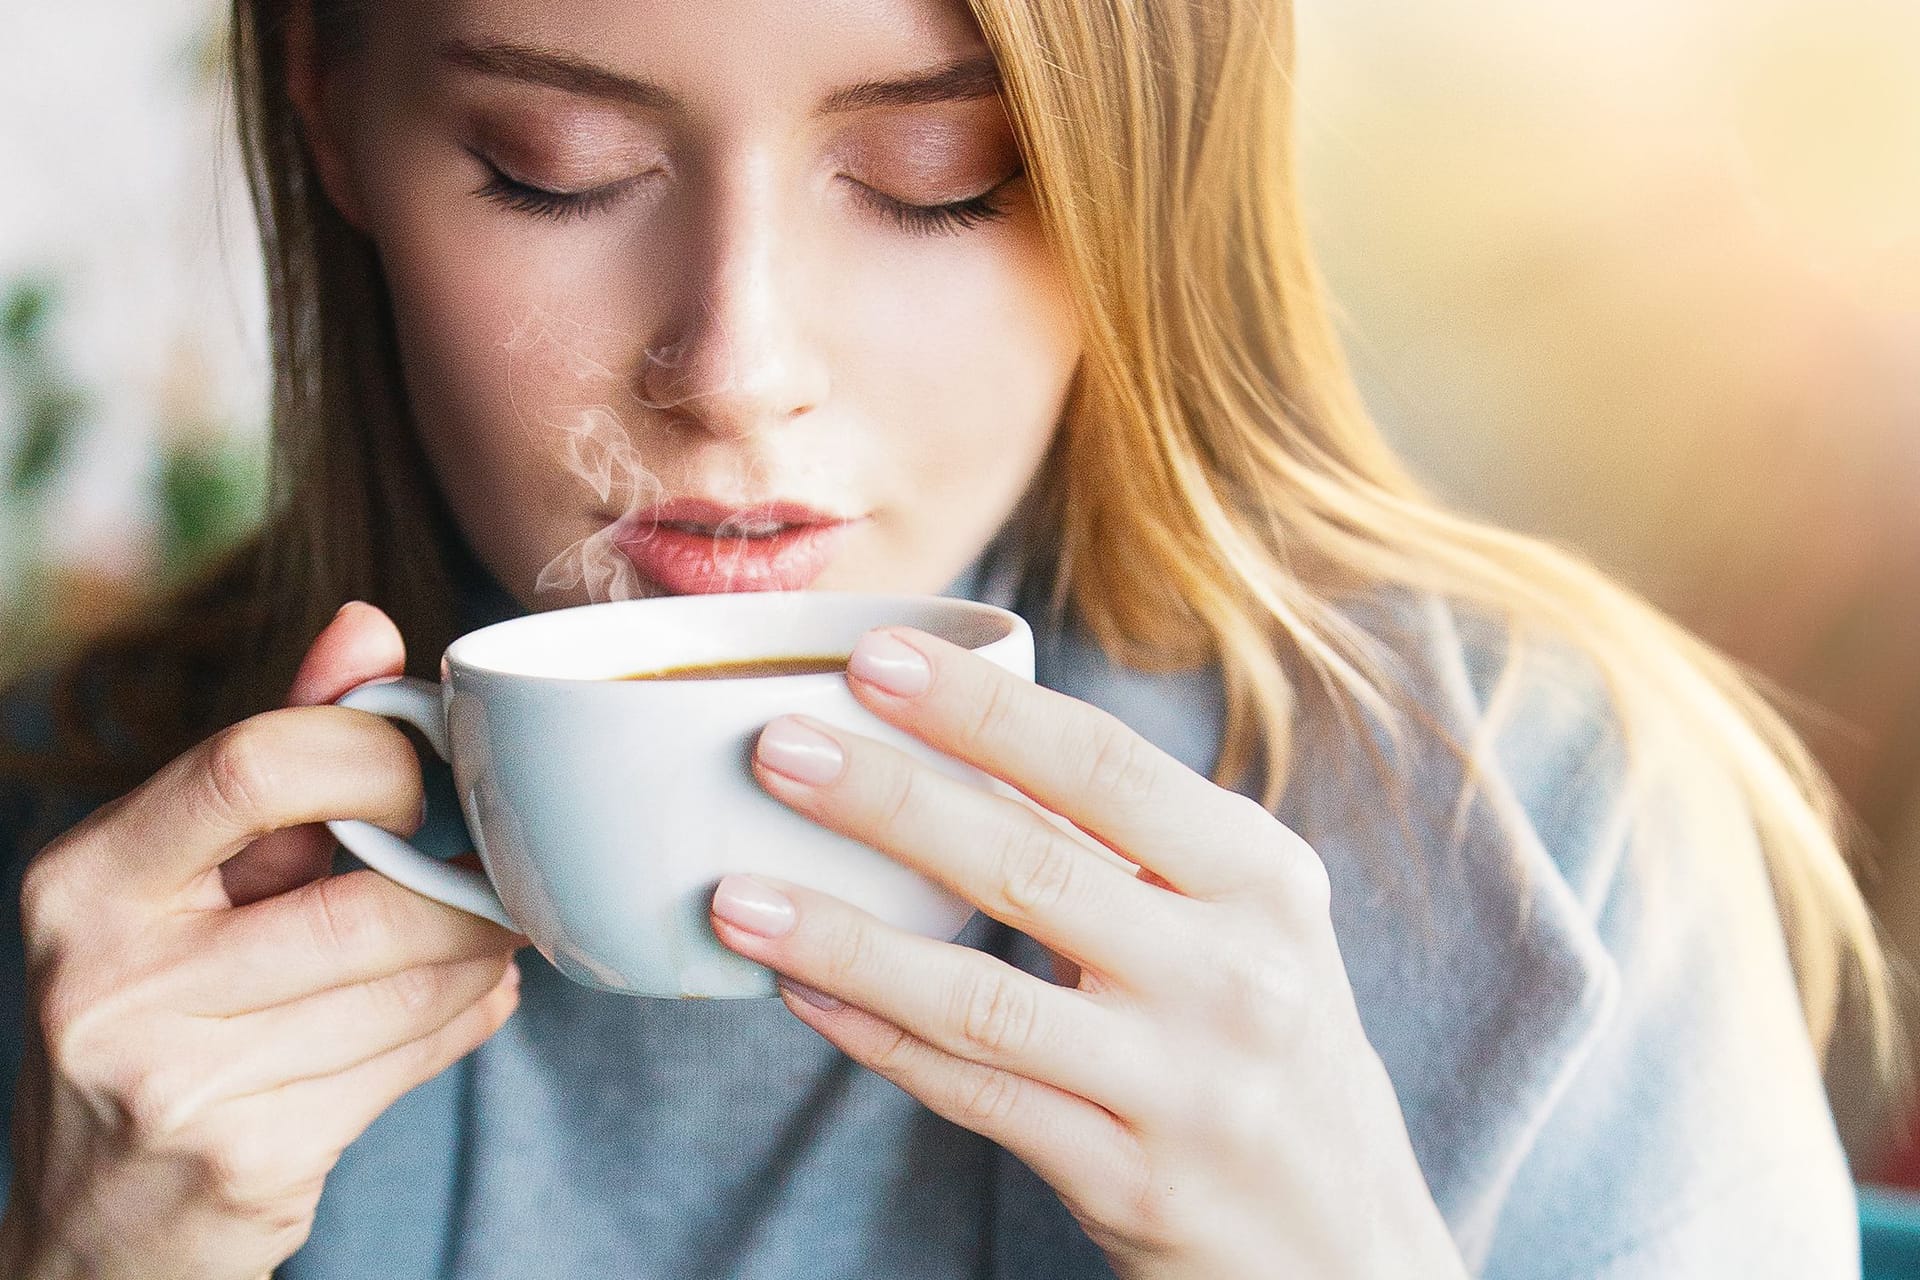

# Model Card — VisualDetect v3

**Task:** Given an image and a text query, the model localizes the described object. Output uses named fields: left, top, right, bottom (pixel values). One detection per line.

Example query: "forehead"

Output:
left=397, top=0, right=992, bottom=108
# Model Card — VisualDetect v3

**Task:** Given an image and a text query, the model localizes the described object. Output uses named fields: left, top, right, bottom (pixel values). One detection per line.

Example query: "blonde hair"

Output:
left=965, top=0, right=1896, bottom=1065
left=12, top=0, right=1889, bottom=1071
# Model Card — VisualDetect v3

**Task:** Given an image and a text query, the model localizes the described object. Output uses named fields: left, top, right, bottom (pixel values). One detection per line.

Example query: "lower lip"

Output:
left=613, top=519, right=863, bottom=594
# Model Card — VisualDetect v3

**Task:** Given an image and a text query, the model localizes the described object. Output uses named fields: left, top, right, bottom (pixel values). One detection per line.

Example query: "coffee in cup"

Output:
left=619, top=654, right=850, bottom=680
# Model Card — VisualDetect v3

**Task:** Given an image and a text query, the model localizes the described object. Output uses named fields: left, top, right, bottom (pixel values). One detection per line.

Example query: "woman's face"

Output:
left=303, top=0, right=1081, bottom=603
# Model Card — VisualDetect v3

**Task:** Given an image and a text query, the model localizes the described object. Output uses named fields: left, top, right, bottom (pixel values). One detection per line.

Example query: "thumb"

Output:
left=221, top=602, right=410, bottom=906
left=286, top=600, right=408, bottom=708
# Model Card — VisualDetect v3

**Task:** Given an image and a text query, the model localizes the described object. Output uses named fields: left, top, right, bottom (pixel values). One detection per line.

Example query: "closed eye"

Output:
left=469, top=150, right=1024, bottom=238
left=469, top=152, right=653, bottom=222
left=845, top=167, right=1023, bottom=238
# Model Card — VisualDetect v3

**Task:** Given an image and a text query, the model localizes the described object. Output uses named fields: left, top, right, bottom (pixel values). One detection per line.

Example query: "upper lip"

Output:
left=642, top=497, right=860, bottom=530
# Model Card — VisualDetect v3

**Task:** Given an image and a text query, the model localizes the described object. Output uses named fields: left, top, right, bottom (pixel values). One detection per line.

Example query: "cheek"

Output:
left=380, top=221, right=582, bottom=432
left=367, top=174, right=534, bottom=455
left=843, top=232, right=1081, bottom=479
left=377, top=209, right=652, bottom=504
left=352, top=122, right=657, bottom=473
left=371, top=206, right=668, bottom=603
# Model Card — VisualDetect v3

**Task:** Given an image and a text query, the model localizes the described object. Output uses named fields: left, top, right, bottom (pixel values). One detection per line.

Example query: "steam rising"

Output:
left=503, top=300, right=834, bottom=605
left=532, top=405, right=664, bottom=602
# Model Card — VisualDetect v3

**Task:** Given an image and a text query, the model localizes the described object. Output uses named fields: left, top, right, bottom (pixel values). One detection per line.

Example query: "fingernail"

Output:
left=334, top=600, right=361, bottom=620
left=848, top=629, right=931, bottom=697
left=755, top=717, right=844, bottom=785
left=778, top=978, right=843, bottom=1011
left=503, top=960, right=521, bottom=989
left=712, top=874, right=797, bottom=938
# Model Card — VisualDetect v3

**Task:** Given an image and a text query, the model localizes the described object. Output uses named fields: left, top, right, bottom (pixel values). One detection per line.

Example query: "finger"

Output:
left=840, top=627, right=1276, bottom=897
left=751, top=715, right=1183, bottom=981
left=176, top=868, right=526, bottom=1016
left=206, top=952, right=517, bottom=1099
left=97, top=706, right=426, bottom=905
left=222, top=602, right=410, bottom=906
left=286, top=601, right=406, bottom=707
left=712, top=875, right=1146, bottom=1111
left=776, top=988, right=1134, bottom=1209
left=215, top=962, right=520, bottom=1170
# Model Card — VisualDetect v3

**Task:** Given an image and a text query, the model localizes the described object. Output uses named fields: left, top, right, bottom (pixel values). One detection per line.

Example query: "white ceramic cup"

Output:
left=324, top=591, right=1033, bottom=999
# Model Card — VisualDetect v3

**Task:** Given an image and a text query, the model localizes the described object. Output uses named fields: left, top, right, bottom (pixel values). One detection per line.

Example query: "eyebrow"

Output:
left=438, top=39, right=1003, bottom=116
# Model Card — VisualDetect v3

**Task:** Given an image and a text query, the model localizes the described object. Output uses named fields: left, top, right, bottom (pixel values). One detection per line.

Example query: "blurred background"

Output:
left=0, top=4, right=265, bottom=675
left=2, top=0, right=1917, bottom=1178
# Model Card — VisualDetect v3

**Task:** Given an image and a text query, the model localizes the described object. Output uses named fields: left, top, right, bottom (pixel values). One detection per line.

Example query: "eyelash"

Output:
left=850, top=172, right=1019, bottom=237
left=474, top=167, right=641, bottom=223
left=473, top=161, right=1019, bottom=238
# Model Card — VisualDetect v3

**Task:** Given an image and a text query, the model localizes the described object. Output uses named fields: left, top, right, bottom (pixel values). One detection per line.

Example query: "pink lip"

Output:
left=649, top=497, right=857, bottom=528
left=612, top=497, right=867, bottom=594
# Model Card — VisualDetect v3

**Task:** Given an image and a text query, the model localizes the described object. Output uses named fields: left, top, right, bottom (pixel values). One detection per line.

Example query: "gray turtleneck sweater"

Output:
left=0, top=545, right=1856, bottom=1277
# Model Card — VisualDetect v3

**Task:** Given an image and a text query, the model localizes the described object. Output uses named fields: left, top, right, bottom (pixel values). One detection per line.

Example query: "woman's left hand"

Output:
left=710, top=627, right=1467, bottom=1280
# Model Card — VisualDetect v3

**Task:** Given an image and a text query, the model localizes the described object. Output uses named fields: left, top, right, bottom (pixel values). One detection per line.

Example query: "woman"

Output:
left=0, top=0, right=1890, bottom=1276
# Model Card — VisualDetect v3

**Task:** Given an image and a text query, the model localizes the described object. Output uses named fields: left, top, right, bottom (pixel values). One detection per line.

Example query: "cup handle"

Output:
left=323, top=677, right=516, bottom=930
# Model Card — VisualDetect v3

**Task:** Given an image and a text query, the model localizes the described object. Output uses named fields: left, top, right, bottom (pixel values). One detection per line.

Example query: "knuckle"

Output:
left=1187, top=1071, right=1271, bottom=1156
left=997, top=823, right=1079, bottom=918
left=1284, top=846, right=1333, bottom=918
left=305, top=871, right=401, bottom=962
left=17, top=849, right=77, bottom=942
left=115, top=1062, right=201, bottom=1142
left=965, top=671, right=1024, bottom=747
left=1081, top=720, right=1158, bottom=801
left=35, top=976, right=105, bottom=1075
left=957, top=1069, right=1025, bottom=1128
left=396, top=1005, right=475, bottom=1086
left=821, top=915, right=882, bottom=989
left=354, top=711, right=420, bottom=770
left=21, top=814, right=132, bottom=955
left=1258, top=828, right=1331, bottom=919
left=1206, top=945, right=1302, bottom=1025
left=372, top=964, right=446, bottom=1021
left=868, top=1023, right=918, bottom=1076
left=955, top=971, right=1039, bottom=1060
left=34, top=969, right=147, bottom=1090
left=199, top=1130, right=313, bottom=1210
left=202, top=719, right=280, bottom=831
left=1224, top=788, right=1279, bottom=834
left=876, top=762, right=923, bottom=832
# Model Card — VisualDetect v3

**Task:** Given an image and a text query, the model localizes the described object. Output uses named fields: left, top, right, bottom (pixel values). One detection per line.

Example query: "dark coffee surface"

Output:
left=619, top=654, right=850, bottom=680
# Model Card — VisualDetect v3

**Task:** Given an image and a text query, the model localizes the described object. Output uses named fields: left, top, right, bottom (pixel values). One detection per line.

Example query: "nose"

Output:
left=638, top=163, right=831, bottom=439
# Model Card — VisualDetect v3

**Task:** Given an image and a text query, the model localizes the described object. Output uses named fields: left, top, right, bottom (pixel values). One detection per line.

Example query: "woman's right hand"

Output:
left=0, top=603, right=526, bottom=1280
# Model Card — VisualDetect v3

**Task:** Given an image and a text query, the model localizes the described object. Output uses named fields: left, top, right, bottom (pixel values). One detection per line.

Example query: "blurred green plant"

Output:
left=4, top=278, right=86, bottom=499
left=158, top=434, right=266, bottom=574
left=1, top=271, right=266, bottom=678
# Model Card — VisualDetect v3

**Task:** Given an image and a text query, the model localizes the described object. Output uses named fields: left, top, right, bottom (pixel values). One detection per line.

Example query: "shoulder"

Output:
left=1314, top=584, right=1729, bottom=910
left=1298, top=587, right=1852, bottom=1273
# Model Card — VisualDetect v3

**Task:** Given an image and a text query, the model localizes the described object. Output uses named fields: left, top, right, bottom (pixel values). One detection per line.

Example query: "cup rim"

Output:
left=441, top=590, right=1027, bottom=685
